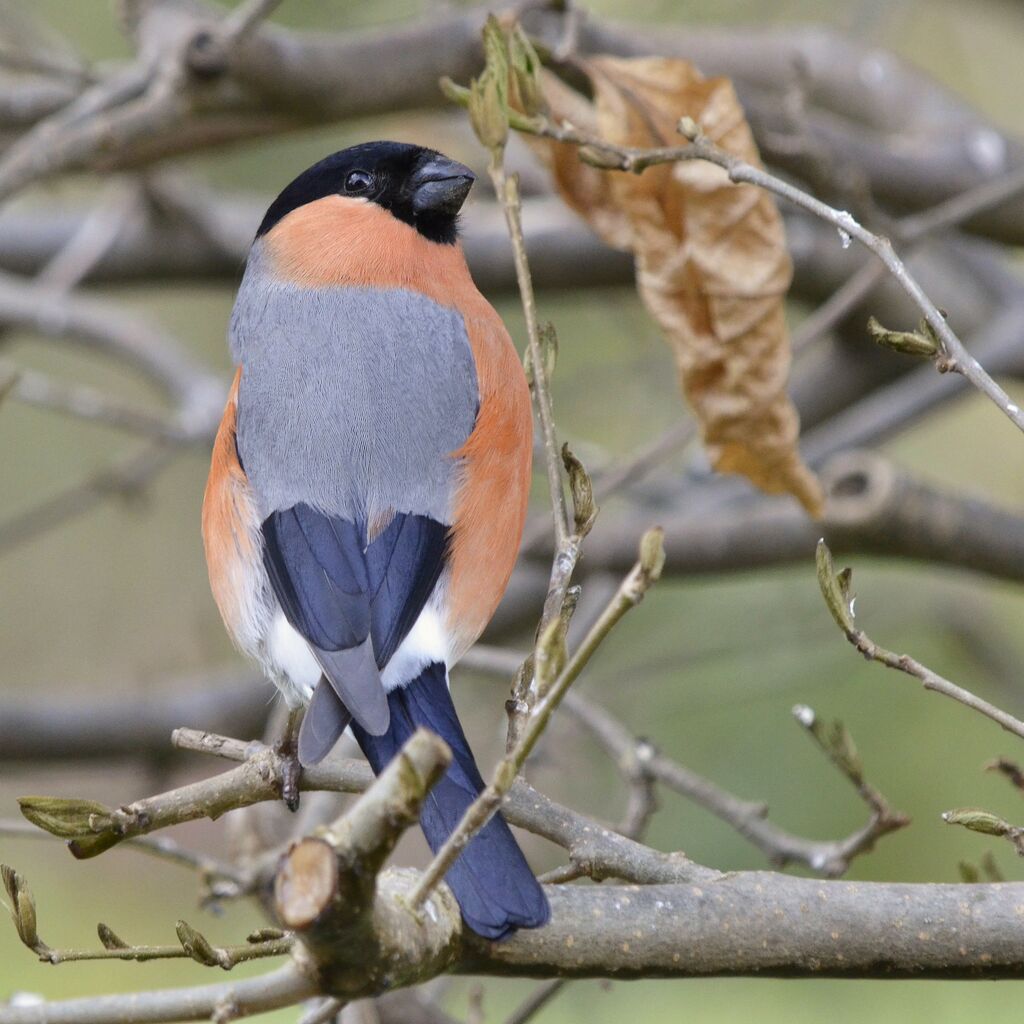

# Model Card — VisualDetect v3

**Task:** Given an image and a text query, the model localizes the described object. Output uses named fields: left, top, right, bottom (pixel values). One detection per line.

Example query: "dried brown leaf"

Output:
left=529, top=59, right=823, bottom=515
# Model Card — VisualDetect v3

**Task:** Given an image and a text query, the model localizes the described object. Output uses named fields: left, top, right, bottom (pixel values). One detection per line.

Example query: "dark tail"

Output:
left=351, top=662, right=549, bottom=940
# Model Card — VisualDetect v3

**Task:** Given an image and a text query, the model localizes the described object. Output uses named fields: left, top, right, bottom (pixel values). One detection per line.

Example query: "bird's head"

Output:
left=256, top=141, right=476, bottom=246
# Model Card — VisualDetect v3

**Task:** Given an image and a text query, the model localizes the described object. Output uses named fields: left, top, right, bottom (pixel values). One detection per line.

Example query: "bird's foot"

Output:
left=275, top=707, right=304, bottom=812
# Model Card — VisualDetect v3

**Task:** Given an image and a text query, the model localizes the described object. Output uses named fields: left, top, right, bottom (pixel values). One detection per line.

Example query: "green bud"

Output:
left=509, top=24, right=544, bottom=116
left=561, top=443, right=598, bottom=538
left=2, top=865, right=41, bottom=951
left=942, top=808, right=1011, bottom=837
left=638, top=527, right=666, bottom=583
left=18, top=796, right=114, bottom=839
left=97, top=922, right=129, bottom=949
left=815, top=540, right=856, bottom=634
left=482, top=15, right=509, bottom=94
left=176, top=920, right=222, bottom=968
left=867, top=316, right=938, bottom=358
left=16, top=889, right=38, bottom=950
left=468, top=71, right=508, bottom=153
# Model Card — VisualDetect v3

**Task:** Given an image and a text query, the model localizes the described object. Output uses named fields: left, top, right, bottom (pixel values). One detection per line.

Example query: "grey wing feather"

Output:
left=312, top=636, right=389, bottom=735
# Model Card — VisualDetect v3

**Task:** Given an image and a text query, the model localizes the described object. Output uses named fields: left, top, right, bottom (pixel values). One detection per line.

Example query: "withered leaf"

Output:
left=528, top=58, right=824, bottom=516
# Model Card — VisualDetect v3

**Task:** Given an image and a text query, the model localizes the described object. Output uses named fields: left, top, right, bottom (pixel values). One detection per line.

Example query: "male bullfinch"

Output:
left=202, top=141, right=549, bottom=939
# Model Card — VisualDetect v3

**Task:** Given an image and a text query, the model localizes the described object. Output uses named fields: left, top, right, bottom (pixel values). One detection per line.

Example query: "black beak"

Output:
left=411, top=156, right=475, bottom=216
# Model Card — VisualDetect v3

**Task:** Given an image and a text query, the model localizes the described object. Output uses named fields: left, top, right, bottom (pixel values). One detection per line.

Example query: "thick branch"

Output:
left=6, top=3, right=1024, bottom=250
left=525, top=11, right=1024, bottom=245
left=461, top=875, right=1024, bottom=979
left=571, top=450, right=1024, bottom=584
left=0, top=671, right=268, bottom=763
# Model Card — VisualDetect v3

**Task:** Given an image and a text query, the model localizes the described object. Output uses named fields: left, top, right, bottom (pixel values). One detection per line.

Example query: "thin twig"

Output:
left=0, top=963, right=316, bottom=1024
left=408, top=530, right=664, bottom=908
left=220, top=0, right=285, bottom=47
left=444, top=79, right=1024, bottom=434
left=462, top=647, right=907, bottom=876
left=793, top=163, right=1024, bottom=355
left=487, top=159, right=570, bottom=553
left=42, top=935, right=292, bottom=968
left=502, top=980, right=566, bottom=1024
left=817, top=540, right=1024, bottom=742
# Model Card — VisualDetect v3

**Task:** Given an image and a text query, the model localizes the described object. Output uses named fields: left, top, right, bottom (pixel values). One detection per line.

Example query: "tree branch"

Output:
left=0, top=963, right=315, bottom=1024
left=444, top=80, right=1024, bottom=435
left=464, top=646, right=907, bottom=877
left=817, top=540, right=1024, bottom=742
left=275, top=729, right=458, bottom=996
left=408, top=530, right=665, bottom=908
left=461, top=875, right=1024, bottom=979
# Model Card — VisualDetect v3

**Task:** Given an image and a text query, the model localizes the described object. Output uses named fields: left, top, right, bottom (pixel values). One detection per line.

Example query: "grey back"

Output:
left=231, top=243, right=479, bottom=528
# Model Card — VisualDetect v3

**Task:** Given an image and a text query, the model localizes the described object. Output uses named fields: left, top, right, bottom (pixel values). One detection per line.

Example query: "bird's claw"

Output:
left=276, top=737, right=302, bottom=812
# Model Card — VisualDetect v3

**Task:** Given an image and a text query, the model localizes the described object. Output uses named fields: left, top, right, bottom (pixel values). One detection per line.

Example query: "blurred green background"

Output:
left=4, top=0, right=1024, bottom=1020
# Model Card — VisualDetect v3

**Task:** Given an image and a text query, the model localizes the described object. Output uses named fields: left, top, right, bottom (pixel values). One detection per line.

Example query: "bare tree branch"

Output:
left=444, top=82, right=1024, bottom=435
left=0, top=670, right=267, bottom=763
left=464, top=645, right=907, bottom=877
left=409, top=531, right=664, bottom=908
left=0, top=963, right=315, bottom=1024
left=817, top=540, right=1024, bottom=742
left=523, top=10, right=1024, bottom=244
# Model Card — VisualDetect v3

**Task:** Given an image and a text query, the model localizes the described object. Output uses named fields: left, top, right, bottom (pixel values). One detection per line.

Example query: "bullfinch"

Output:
left=202, top=141, right=549, bottom=939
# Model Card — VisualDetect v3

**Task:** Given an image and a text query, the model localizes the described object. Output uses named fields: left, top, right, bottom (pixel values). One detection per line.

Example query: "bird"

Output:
left=202, top=141, right=549, bottom=940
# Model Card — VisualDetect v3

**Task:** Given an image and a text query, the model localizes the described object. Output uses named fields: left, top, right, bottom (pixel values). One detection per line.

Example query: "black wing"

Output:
left=261, top=504, right=447, bottom=753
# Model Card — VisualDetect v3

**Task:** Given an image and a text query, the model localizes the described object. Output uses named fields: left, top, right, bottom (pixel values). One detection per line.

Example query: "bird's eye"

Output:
left=344, top=170, right=374, bottom=194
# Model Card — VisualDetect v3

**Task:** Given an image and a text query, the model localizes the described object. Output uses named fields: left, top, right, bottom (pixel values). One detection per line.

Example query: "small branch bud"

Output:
left=815, top=540, right=856, bottom=634
left=2, top=865, right=45, bottom=954
left=18, top=796, right=115, bottom=839
left=866, top=315, right=938, bottom=357
left=638, top=526, right=666, bottom=583
left=561, top=442, right=597, bottom=538
left=97, top=923, right=129, bottom=950
left=508, top=24, right=545, bottom=117
left=677, top=116, right=700, bottom=140
left=176, top=920, right=225, bottom=969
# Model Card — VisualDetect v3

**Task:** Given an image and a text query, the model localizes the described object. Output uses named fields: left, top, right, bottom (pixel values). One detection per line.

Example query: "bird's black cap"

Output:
left=255, top=141, right=476, bottom=245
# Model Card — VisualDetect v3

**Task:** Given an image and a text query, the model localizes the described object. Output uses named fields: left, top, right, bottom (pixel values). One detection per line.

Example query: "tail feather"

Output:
left=351, top=662, right=549, bottom=940
left=298, top=676, right=353, bottom=766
